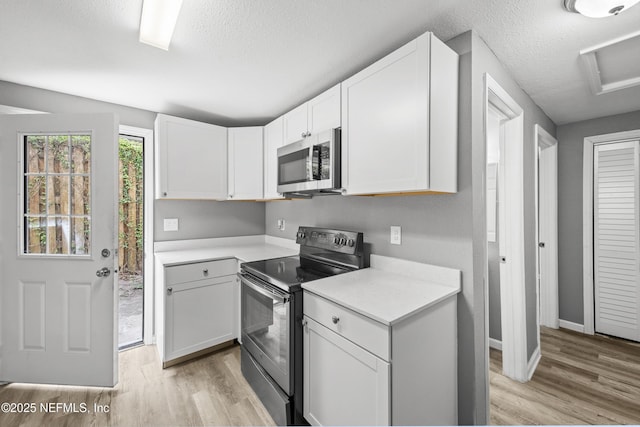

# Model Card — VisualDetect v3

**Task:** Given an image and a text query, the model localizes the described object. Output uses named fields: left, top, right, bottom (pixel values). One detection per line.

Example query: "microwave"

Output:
left=277, top=128, right=341, bottom=196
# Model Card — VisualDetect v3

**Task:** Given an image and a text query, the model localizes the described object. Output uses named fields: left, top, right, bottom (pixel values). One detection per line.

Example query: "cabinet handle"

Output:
left=163, top=192, right=167, bottom=197
left=306, top=131, right=311, bottom=137
left=167, top=287, right=173, bottom=295
left=203, top=269, right=209, bottom=276
left=332, top=316, right=340, bottom=324
left=301, top=132, right=306, bottom=138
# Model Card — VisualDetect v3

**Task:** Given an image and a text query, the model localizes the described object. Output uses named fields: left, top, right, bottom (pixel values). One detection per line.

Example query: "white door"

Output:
left=594, top=140, right=640, bottom=342
left=538, top=134, right=559, bottom=329
left=0, top=113, right=118, bottom=386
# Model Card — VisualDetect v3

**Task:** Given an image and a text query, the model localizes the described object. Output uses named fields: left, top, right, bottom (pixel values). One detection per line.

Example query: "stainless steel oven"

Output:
left=239, top=226, right=366, bottom=426
left=240, top=272, right=292, bottom=394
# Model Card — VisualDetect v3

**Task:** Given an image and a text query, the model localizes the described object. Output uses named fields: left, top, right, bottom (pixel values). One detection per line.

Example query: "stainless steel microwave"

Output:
left=277, top=128, right=341, bottom=196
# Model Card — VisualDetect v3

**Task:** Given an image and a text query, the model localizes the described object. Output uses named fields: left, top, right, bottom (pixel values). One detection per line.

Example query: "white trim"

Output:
left=484, top=74, right=528, bottom=383
left=489, top=338, right=502, bottom=351
left=558, top=319, right=585, bottom=333
left=579, top=30, right=640, bottom=95
left=583, top=129, right=640, bottom=337
left=535, top=125, right=559, bottom=331
left=119, top=125, right=154, bottom=346
left=527, top=346, right=541, bottom=380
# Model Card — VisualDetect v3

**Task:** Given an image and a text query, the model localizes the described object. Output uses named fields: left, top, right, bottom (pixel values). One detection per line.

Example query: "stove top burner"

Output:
left=241, top=255, right=351, bottom=292
left=240, top=226, right=366, bottom=292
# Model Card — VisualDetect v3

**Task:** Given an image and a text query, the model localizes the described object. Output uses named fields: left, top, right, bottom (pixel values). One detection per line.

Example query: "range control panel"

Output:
left=296, top=226, right=364, bottom=255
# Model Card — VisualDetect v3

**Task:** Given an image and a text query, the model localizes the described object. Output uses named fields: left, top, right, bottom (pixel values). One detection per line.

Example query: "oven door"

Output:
left=240, top=272, right=292, bottom=394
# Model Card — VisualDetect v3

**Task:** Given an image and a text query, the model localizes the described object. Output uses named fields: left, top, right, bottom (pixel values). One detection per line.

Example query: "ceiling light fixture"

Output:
left=139, top=0, right=183, bottom=50
left=564, top=0, right=640, bottom=17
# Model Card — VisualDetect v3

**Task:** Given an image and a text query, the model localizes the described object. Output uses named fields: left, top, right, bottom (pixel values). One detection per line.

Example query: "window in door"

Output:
left=23, top=134, right=91, bottom=256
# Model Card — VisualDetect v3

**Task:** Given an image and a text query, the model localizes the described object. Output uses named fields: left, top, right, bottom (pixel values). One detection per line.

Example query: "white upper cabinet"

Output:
left=283, top=84, right=341, bottom=144
left=227, top=127, right=264, bottom=200
left=341, top=32, right=458, bottom=196
left=263, top=116, right=285, bottom=200
left=155, top=114, right=228, bottom=200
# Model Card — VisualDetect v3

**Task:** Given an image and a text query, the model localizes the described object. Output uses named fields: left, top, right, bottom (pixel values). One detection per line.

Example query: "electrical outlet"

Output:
left=390, top=226, right=402, bottom=245
left=277, top=218, right=286, bottom=231
left=164, top=218, right=179, bottom=232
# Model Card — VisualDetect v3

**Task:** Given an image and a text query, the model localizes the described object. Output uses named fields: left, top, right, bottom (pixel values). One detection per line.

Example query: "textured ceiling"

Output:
left=1, top=0, right=639, bottom=126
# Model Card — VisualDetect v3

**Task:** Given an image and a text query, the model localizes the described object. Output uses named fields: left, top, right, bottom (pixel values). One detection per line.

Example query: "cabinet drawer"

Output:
left=304, top=291, right=389, bottom=361
left=165, top=258, right=237, bottom=285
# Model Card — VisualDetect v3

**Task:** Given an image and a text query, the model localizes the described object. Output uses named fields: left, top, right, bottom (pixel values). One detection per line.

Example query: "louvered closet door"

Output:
left=594, top=140, right=640, bottom=342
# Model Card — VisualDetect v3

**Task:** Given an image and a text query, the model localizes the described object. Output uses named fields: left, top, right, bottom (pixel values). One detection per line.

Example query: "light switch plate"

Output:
left=164, top=218, right=179, bottom=232
left=390, top=226, right=402, bottom=245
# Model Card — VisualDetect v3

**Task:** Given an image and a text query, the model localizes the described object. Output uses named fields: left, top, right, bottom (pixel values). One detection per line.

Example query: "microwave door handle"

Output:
left=307, top=146, right=314, bottom=181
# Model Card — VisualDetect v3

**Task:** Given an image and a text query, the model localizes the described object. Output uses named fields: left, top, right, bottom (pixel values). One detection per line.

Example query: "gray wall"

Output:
left=556, top=109, right=640, bottom=325
left=155, top=200, right=264, bottom=241
left=0, top=80, right=266, bottom=242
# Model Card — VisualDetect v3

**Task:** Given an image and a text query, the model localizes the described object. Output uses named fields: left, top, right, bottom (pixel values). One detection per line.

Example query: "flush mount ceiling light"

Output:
left=564, top=0, right=640, bottom=17
left=139, top=0, right=183, bottom=50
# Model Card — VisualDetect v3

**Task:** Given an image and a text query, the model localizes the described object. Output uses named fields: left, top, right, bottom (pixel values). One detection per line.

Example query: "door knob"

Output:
left=538, top=242, right=546, bottom=248
left=96, top=267, right=111, bottom=278
left=332, top=316, right=340, bottom=324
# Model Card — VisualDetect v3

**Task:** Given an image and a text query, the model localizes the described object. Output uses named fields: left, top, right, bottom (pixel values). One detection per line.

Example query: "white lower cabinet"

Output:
left=303, top=290, right=457, bottom=426
left=156, top=258, right=238, bottom=366
left=303, top=316, right=390, bottom=426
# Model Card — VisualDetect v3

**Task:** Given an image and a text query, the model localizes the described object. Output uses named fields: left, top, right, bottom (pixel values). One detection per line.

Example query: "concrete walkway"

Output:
left=119, top=274, right=143, bottom=347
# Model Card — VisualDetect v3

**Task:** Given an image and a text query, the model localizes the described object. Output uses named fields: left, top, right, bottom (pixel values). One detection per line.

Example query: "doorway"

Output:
left=535, top=125, right=558, bottom=331
left=118, top=125, right=154, bottom=349
left=484, top=74, right=530, bottom=383
left=118, top=134, right=144, bottom=349
left=583, top=129, right=640, bottom=340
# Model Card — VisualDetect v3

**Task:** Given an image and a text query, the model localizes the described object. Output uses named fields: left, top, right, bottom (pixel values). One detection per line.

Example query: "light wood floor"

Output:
left=490, top=326, right=640, bottom=425
left=0, top=344, right=276, bottom=427
left=3, top=328, right=638, bottom=426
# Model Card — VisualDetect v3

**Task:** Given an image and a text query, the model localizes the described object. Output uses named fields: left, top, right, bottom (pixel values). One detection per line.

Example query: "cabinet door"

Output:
left=165, top=275, right=236, bottom=361
left=303, top=317, right=389, bottom=426
left=263, top=117, right=285, bottom=200
left=283, top=103, right=309, bottom=145
left=307, top=83, right=341, bottom=136
left=228, top=127, right=264, bottom=200
left=341, top=34, right=430, bottom=195
left=155, top=114, right=228, bottom=199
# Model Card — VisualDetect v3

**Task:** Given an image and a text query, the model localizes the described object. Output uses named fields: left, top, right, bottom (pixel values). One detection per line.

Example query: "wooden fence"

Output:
left=118, top=137, right=143, bottom=275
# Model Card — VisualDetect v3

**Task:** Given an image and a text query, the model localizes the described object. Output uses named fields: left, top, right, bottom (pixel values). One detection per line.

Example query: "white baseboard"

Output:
left=489, top=338, right=502, bottom=350
left=527, top=346, right=541, bottom=380
left=558, top=319, right=585, bottom=333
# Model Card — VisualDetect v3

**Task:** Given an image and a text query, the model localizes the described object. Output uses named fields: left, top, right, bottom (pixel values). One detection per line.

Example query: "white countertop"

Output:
left=154, top=235, right=298, bottom=266
left=302, top=254, right=461, bottom=325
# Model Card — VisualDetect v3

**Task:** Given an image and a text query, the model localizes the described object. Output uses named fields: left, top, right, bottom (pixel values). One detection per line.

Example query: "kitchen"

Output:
left=1, top=0, right=640, bottom=426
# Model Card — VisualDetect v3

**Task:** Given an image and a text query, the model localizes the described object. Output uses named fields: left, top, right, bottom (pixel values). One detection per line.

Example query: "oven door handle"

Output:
left=240, top=274, right=288, bottom=304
